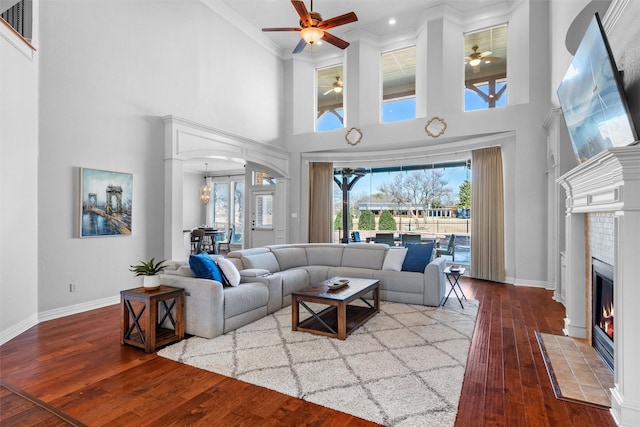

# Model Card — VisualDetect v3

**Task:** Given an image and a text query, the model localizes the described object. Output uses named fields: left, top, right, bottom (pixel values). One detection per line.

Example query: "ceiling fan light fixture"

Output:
left=301, top=26, right=324, bottom=44
left=469, top=58, right=481, bottom=67
left=334, top=86, right=343, bottom=93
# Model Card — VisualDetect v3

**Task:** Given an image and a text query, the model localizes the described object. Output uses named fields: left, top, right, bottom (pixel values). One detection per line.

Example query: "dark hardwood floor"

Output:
left=0, top=278, right=615, bottom=426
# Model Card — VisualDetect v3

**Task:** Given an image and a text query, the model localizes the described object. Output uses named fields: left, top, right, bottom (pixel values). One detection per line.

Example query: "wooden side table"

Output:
left=120, top=285, right=185, bottom=353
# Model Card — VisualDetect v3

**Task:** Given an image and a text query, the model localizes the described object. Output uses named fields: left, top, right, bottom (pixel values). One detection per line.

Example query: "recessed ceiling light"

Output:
left=389, top=18, right=396, bottom=25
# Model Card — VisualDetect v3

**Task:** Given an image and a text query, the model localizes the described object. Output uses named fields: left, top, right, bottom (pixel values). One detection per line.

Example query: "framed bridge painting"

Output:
left=79, top=167, right=133, bottom=237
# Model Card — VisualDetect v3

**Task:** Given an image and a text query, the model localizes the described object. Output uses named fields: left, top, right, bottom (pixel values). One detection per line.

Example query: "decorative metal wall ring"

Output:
left=345, top=127, right=363, bottom=145
left=425, top=116, right=447, bottom=137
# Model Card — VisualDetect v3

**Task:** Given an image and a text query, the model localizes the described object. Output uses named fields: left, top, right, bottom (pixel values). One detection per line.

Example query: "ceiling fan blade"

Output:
left=292, top=38, right=307, bottom=54
left=318, top=11, right=358, bottom=30
left=479, top=50, right=493, bottom=58
left=291, top=0, right=312, bottom=27
left=323, top=88, right=334, bottom=95
left=262, top=27, right=302, bottom=32
left=321, top=32, right=349, bottom=50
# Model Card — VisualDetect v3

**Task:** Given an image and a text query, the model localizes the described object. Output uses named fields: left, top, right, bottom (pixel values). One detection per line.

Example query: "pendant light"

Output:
left=199, top=163, right=211, bottom=205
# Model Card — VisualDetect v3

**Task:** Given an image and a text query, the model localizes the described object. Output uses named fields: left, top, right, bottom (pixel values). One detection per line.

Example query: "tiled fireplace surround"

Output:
left=558, top=146, right=640, bottom=426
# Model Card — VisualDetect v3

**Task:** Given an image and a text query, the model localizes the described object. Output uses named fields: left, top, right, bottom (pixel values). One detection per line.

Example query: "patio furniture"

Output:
left=401, top=234, right=422, bottom=245
left=436, top=234, right=456, bottom=261
left=375, top=233, right=395, bottom=245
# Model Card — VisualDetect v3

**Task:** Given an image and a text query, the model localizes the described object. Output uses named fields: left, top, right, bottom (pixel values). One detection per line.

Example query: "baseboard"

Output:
left=610, top=384, right=640, bottom=427
left=38, top=295, right=120, bottom=323
left=0, top=313, right=39, bottom=346
left=513, top=278, right=551, bottom=289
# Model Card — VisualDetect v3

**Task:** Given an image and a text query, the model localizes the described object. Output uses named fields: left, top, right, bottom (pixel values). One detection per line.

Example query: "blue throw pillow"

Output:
left=189, top=252, right=224, bottom=283
left=401, top=242, right=435, bottom=273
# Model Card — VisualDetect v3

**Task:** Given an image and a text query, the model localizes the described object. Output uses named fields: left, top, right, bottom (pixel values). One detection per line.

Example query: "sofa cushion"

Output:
left=278, top=269, right=310, bottom=299
left=272, top=247, right=308, bottom=271
left=224, top=283, right=269, bottom=319
left=189, top=252, right=224, bottom=283
left=373, top=270, right=426, bottom=294
left=341, top=244, right=386, bottom=269
left=301, top=265, right=331, bottom=284
left=401, top=242, right=435, bottom=273
left=217, top=257, right=240, bottom=286
left=382, top=247, right=408, bottom=271
left=328, top=266, right=375, bottom=279
left=176, top=265, right=194, bottom=277
left=241, top=252, right=281, bottom=273
left=306, top=246, right=344, bottom=267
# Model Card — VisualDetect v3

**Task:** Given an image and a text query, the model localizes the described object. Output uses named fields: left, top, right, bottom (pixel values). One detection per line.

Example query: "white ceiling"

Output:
left=219, top=0, right=512, bottom=55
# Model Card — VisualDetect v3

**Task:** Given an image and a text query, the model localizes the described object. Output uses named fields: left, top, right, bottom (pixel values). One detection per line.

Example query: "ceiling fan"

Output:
left=323, top=76, right=343, bottom=95
left=465, top=45, right=501, bottom=73
left=262, top=0, right=358, bottom=54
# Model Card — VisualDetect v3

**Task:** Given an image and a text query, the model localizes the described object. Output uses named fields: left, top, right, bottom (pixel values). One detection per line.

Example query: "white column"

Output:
left=610, top=210, right=640, bottom=425
left=163, top=118, right=185, bottom=260
left=563, top=211, right=586, bottom=338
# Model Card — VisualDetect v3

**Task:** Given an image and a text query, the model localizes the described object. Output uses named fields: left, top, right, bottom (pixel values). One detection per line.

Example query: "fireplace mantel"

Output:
left=558, top=145, right=640, bottom=214
left=557, top=144, right=640, bottom=426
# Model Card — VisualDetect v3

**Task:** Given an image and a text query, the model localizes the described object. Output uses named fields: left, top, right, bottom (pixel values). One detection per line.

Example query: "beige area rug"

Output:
left=159, top=299, right=479, bottom=426
left=536, top=332, right=613, bottom=408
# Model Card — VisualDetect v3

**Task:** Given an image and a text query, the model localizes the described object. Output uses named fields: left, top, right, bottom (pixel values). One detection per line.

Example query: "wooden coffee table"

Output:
left=291, top=277, right=379, bottom=340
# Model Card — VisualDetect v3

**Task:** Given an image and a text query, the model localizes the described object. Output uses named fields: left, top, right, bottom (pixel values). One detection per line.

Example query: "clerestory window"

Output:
left=382, top=46, right=416, bottom=123
left=464, top=24, right=508, bottom=111
left=316, top=64, right=344, bottom=132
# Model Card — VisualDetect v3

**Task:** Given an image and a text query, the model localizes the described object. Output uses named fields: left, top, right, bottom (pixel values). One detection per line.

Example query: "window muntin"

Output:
left=382, top=46, right=416, bottom=123
left=317, top=64, right=344, bottom=132
left=464, top=25, right=508, bottom=111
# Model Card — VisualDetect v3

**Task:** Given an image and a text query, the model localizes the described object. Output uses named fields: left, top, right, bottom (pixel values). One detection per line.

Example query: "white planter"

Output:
left=143, top=275, right=160, bottom=291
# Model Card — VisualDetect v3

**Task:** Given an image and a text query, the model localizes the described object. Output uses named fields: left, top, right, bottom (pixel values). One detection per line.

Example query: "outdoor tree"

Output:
left=378, top=210, right=396, bottom=230
left=333, top=210, right=352, bottom=230
left=378, top=169, right=452, bottom=227
left=458, top=179, right=471, bottom=208
left=358, top=210, right=375, bottom=230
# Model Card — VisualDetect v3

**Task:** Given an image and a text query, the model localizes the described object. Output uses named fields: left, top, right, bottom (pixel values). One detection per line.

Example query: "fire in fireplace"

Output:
left=592, top=258, right=614, bottom=371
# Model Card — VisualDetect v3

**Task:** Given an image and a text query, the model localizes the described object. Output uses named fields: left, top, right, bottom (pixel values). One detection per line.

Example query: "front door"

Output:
left=249, top=190, right=275, bottom=248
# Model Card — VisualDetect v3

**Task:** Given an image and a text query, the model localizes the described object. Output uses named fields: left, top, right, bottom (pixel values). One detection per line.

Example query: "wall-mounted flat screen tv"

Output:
left=557, top=13, right=638, bottom=163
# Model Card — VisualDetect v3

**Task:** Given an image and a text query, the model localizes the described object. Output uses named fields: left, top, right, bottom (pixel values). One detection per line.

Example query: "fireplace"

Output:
left=592, top=257, right=614, bottom=371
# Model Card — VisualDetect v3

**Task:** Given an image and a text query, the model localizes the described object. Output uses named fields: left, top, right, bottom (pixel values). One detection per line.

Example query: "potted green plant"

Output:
left=129, top=257, right=167, bottom=291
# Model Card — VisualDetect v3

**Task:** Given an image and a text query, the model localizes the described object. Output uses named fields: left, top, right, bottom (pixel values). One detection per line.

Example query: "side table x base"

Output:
left=443, top=267, right=468, bottom=308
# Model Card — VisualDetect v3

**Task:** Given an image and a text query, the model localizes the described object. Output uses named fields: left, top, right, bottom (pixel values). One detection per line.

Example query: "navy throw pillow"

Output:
left=189, top=252, right=224, bottom=283
left=401, top=242, right=435, bottom=273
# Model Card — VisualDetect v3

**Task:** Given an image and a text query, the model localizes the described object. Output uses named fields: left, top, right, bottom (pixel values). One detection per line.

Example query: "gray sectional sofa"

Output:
left=160, top=243, right=446, bottom=339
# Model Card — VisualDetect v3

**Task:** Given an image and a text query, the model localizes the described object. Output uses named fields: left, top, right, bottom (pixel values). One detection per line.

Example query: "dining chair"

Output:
left=216, top=227, right=233, bottom=254
left=190, top=229, right=205, bottom=254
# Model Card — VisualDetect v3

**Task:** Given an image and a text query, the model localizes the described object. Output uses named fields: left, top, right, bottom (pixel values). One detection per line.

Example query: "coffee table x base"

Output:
left=292, top=278, right=380, bottom=340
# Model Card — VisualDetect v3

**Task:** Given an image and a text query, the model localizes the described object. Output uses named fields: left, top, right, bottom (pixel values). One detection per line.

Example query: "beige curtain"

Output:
left=471, top=146, right=505, bottom=282
left=308, top=162, right=334, bottom=243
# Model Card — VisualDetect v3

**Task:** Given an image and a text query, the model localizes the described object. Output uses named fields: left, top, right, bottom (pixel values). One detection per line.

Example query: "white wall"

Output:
left=0, top=2, right=39, bottom=343
left=34, top=0, right=282, bottom=315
